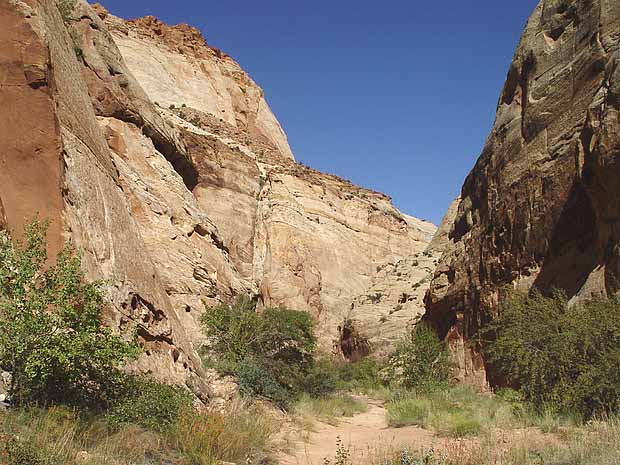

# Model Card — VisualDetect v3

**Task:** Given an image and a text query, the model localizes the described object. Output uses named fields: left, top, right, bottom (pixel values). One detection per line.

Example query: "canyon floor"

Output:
left=279, top=398, right=436, bottom=465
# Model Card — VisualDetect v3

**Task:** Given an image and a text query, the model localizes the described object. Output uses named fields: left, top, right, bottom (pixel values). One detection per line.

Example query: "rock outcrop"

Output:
left=1, top=0, right=209, bottom=398
left=425, top=0, right=620, bottom=386
left=0, top=0, right=437, bottom=397
left=94, top=6, right=437, bottom=353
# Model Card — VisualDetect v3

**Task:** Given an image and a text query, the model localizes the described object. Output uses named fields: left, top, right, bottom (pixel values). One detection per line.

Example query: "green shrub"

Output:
left=483, top=289, right=620, bottom=418
left=201, top=297, right=316, bottom=406
left=0, top=220, right=138, bottom=408
left=387, top=322, right=451, bottom=391
left=234, top=358, right=293, bottom=407
left=298, top=358, right=339, bottom=398
left=337, top=358, right=383, bottom=391
left=106, top=377, right=193, bottom=432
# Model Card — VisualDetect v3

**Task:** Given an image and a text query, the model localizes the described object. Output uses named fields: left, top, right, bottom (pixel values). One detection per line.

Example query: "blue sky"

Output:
left=100, top=1, right=539, bottom=224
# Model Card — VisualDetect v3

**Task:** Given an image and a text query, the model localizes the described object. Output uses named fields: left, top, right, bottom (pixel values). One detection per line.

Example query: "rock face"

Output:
left=0, top=0, right=437, bottom=396
left=425, top=0, right=620, bottom=386
left=101, top=10, right=294, bottom=161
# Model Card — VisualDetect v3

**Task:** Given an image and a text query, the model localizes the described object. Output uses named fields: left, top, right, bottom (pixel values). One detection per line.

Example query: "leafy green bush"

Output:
left=483, top=289, right=620, bottom=418
left=297, top=358, right=339, bottom=398
left=234, top=358, right=293, bottom=407
left=202, top=297, right=316, bottom=406
left=106, top=377, right=193, bottom=432
left=387, top=322, right=451, bottom=391
left=337, top=357, right=383, bottom=391
left=0, top=220, right=138, bottom=408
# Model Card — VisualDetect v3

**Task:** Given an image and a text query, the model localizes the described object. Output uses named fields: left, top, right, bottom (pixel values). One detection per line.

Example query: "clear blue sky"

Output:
left=99, top=1, right=539, bottom=224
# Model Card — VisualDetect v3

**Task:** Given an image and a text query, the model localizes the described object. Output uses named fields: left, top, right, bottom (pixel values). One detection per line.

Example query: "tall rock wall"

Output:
left=425, top=0, right=620, bottom=386
left=0, top=0, right=438, bottom=397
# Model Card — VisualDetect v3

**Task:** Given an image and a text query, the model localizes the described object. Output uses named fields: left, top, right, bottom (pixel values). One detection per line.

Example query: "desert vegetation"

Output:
left=0, top=222, right=618, bottom=465
left=0, top=222, right=276, bottom=465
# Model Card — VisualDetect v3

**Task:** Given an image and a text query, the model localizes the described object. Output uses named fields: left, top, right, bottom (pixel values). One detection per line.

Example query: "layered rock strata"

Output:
left=425, top=0, right=620, bottom=386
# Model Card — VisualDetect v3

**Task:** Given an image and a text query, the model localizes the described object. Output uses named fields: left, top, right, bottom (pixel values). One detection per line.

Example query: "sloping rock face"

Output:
left=0, top=0, right=437, bottom=397
left=95, top=7, right=437, bottom=353
left=1, top=0, right=209, bottom=398
left=101, top=11, right=294, bottom=161
left=425, top=0, right=620, bottom=386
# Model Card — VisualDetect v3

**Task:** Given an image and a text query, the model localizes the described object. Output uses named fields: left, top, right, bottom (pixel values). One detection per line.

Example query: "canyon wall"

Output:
left=0, top=0, right=437, bottom=397
left=425, top=0, right=620, bottom=386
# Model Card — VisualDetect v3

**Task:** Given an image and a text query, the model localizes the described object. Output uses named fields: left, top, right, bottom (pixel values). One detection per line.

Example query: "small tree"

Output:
left=0, top=220, right=138, bottom=408
left=201, top=297, right=316, bottom=405
left=387, top=322, right=451, bottom=391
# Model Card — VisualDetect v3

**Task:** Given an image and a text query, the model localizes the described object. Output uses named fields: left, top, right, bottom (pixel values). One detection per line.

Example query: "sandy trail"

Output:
left=279, top=399, right=436, bottom=465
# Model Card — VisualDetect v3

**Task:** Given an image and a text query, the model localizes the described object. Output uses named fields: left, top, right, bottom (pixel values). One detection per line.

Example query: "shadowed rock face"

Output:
left=425, top=0, right=620, bottom=387
left=0, top=0, right=439, bottom=396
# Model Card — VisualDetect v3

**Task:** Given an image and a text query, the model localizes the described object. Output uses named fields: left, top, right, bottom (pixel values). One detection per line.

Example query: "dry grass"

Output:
left=0, top=401, right=277, bottom=465
left=372, top=416, right=620, bottom=465
left=293, top=393, right=368, bottom=427
left=386, top=386, right=524, bottom=438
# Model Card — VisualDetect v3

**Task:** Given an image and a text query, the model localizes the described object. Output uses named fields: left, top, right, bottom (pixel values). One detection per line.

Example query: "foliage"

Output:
left=234, top=358, right=294, bottom=408
left=298, top=358, right=340, bottom=398
left=483, top=289, right=620, bottom=418
left=336, top=357, right=384, bottom=391
left=0, top=220, right=138, bottom=408
left=385, top=385, right=524, bottom=437
left=202, top=297, right=316, bottom=406
left=105, top=377, right=193, bottom=432
left=387, top=397, right=430, bottom=428
left=170, top=401, right=276, bottom=465
left=2, top=437, right=53, bottom=465
left=378, top=417, right=620, bottom=465
left=387, top=322, right=452, bottom=391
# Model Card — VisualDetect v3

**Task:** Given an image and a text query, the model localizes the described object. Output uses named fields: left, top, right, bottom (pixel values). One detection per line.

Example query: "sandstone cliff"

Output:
left=425, top=0, right=620, bottom=386
left=0, top=0, right=436, bottom=397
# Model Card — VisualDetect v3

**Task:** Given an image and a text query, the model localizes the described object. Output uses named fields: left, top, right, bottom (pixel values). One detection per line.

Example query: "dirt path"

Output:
left=278, top=400, right=437, bottom=465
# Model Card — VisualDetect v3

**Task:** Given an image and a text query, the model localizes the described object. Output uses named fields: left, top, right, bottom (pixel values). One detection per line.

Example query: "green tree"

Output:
left=387, top=322, right=451, bottom=391
left=0, top=220, right=138, bottom=408
left=201, top=297, right=316, bottom=405
left=483, top=289, right=620, bottom=418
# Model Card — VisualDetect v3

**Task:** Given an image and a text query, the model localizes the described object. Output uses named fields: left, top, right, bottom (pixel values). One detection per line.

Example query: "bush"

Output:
left=171, top=401, right=276, bottom=465
left=202, top=297, right=316, bottom=406
left=106, top=377, right=193, bottom=432
left=337, top=357, right=383, bottom=391
left=387, top=322, right=451, bottom=391
left=483, top=289, right=620, bottom=418
left=0, top=402, right=276, bottom=465
left=234, top=358, right=293, bottom=407
left=0, top=220, right=138, bottom=408
left=298, top=358, right=339, bottom=398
